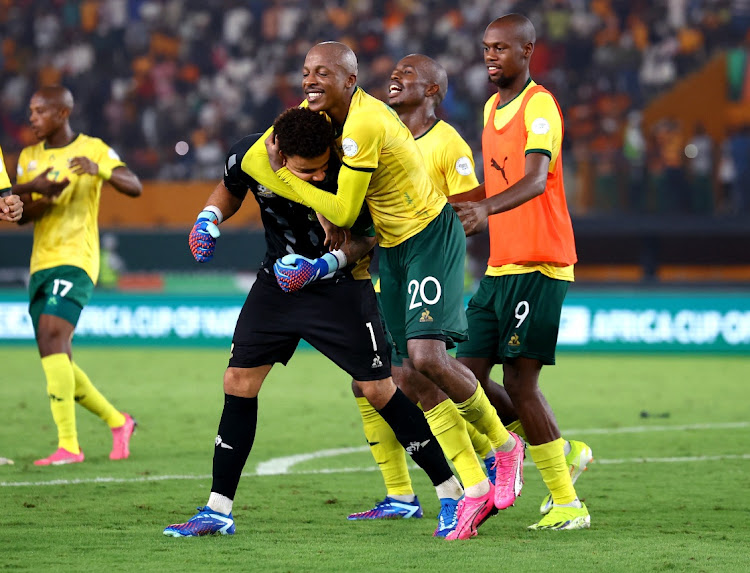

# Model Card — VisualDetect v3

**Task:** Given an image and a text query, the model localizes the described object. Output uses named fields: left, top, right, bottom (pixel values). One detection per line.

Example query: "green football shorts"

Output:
left=457, top=271, right=569, bottom=365
left=379, top=204, right=468, bottom=357
left=28, top=265, right=94, bottom=333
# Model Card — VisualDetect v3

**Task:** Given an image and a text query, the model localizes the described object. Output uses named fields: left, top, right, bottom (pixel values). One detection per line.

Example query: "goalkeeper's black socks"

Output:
left=211, top=394, right=258, bottom=500
left=377, top=387, right=455, bottom=487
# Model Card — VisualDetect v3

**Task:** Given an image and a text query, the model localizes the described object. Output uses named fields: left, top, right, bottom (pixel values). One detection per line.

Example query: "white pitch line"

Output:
left=2, top=421, right=749, bottom=488
left=2, top=453, right=750, bottom=488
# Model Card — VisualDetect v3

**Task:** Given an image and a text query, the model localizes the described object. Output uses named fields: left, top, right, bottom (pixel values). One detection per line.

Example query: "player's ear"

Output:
left=425, top=83, right=440, bottom=99
left=345, top=73, right=357, bottom=89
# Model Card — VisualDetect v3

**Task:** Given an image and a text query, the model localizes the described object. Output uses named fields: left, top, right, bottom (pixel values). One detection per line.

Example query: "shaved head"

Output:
left=309, top=41, right=358, bottom=76
left=486, top=13, right=536, bottom=46
left=34, top=85, right=74, bottom=111
left=403, top=54, right=448, bottom=104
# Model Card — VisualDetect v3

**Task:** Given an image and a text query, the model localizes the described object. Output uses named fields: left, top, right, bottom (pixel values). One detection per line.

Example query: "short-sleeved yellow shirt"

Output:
left=17, top=134, right=126, bottom=283
left=414, top=119, right=479, bottom=197
left=0, top=145, right=11, bottom=194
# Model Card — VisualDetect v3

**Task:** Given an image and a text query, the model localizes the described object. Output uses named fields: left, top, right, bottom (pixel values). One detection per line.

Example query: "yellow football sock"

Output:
left=467, top=422, right=492, bottom=458
left=455, top=383, right=510, bottom=451
left=41, top=353, right=79, bottom=454
left=424, top=399, right=486, bottom=488
left=72, top=362, right=125, bottom=428
left=505, top=419, right=527, bottom=441
left=528, top=437, right=577, bottom=505
left=356, top=397, right=413, bottom=497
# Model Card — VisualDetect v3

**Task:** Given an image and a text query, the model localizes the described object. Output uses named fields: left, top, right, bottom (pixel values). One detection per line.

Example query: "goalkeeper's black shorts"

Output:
left=228, top=269, right=392, bottom=381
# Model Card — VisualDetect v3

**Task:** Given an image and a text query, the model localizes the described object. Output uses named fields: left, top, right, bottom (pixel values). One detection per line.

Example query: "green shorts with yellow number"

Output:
left=456, top=271, right=568, bottom=365
left=28, top=265, right=94, bottom=333
left=379, top=204, right=468, bottom=357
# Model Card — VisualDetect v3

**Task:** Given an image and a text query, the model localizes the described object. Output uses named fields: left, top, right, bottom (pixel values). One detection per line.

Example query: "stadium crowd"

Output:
left=1, top=0, right=749, bottom=214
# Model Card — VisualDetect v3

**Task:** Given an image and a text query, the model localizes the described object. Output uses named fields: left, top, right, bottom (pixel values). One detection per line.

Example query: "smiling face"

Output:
left=482, top=20, right=533, bottom=89
left=388, top=55, right=430, bottom=109
left=283, top=148, right=331, bottom=183
left=302, top=44, right=357, bottom=123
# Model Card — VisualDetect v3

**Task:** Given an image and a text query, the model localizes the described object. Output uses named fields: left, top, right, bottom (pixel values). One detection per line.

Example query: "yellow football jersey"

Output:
left=16, top=134, right=126, bottom=283
left=339, top=88, right=446, bottom=246
left=415, top=120, right=479, bottom=197
left=0, top=145, right=11, bottom=194
left=274, top=88, right=447, bottom=248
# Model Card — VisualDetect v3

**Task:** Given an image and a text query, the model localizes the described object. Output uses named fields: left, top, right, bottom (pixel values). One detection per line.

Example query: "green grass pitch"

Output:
left=1, top=347, right=749, bottom=572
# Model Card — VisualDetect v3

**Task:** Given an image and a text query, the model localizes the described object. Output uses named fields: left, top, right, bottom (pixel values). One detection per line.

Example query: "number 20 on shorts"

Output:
left=408, top=276, right=442, bottom=310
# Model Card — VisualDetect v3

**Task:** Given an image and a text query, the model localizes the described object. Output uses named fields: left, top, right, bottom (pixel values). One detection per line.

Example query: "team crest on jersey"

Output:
left=342, top=138, right=359, bottom=157
left=531, top=118, right=550, bottom=135
left=256, top=184, right=275, bottom=198
left=419, top=309, right=433, bottom=323
left=455, top=156, right=472, bottom=176
left=508, top=333, right=520, bottom=346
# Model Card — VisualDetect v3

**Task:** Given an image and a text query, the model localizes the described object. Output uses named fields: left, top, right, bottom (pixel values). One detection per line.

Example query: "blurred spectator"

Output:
left=727, top=124, right=750, bottom=213
left=685, top=123, right=715, bottom=213
left=0, top=0, right=742, bottom=219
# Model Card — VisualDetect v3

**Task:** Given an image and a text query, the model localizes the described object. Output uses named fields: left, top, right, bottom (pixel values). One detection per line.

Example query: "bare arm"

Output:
left=14, top=167, right=70, bottom=225
left=69, top=158, right=142, bottom=198
left=453, top=153, right=549, bottom=236
left=202, top=180, right=244, bottom=221
left=447, top=182, right=486, bottom=204
left=341, top=234, right=377, bottom=263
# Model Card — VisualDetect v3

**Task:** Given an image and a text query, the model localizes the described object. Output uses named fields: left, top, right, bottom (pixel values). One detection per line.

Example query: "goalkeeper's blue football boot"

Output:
left=163, top=506, right=235, bottom=537
left=347, top=496, right=423, bottom=520
left=433, top=497, right=461, bottom=538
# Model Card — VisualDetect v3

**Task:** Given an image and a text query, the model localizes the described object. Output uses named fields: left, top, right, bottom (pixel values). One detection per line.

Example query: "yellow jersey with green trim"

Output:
left=0, top=146, right=11, bottom=194
left=338, top=88, right=447, bottom=247
left=482, top=79, right=573, bottom=282
left=415, top=119, right=479, bottom=197
left=17, top=134, right=126, bottom=283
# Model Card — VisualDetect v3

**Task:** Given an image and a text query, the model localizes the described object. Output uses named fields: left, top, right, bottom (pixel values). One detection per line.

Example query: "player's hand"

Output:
left=69, top=156, right=99, bottom=176
left=30, top=167, right=69, bottom=197
left=452, top=201, right=490, bottom=237
left=316, top=212, right=350, bottom=250
left=273, top=253, right=340, bottom=292
left=0, top=194, right=23, bottom=223
left=264, top=131, right=284, bottom=172
left=188, top=211, right=221, bottom=263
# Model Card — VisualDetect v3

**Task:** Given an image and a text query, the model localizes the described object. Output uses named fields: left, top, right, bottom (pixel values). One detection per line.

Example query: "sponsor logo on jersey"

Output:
left=419, top=309, right=433, bottom=323
left=371, top=354, right=383, bottom=368
left=256, top=184, right=275, bottom=198
left=342, top=138, right=359, bottom=157
left=508, top=333, right=520, bottom=346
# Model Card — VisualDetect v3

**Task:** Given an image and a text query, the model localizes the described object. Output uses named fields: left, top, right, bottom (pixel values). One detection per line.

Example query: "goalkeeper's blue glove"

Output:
left=189, top=210, right=221, bottom=263
left=273, top=250, right=347, bottom=292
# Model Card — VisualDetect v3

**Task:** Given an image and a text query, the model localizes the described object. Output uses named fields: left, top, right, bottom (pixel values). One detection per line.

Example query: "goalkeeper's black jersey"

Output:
left=223, top=134, right=373, bottom=280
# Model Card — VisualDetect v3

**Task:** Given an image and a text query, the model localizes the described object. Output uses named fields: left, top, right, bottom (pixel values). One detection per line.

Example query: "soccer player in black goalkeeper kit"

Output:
left=163, top=107, right=462, bottom=537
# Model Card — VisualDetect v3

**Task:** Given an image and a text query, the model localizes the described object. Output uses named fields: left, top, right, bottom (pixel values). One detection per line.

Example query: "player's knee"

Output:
left=351, top=379, right=365, bottom=398
left=35, top=327, right=71, bottom=357
left=222, top=367, right=263, bottom=398
left=355, top=378, right=396, bottom=410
